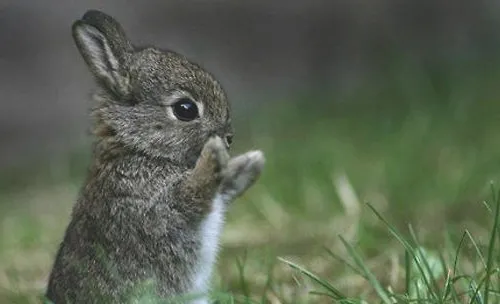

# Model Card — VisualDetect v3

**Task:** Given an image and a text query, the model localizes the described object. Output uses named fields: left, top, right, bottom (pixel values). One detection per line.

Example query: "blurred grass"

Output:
left=2, top=59, right=500, bottom=302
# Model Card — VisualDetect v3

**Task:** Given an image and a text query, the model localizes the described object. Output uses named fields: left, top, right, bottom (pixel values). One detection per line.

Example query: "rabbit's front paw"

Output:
left=181, top=136, right=229, bottom=208
left=200, top=136, right=230, bottom=176
left=219, top=150, right=265, bottom=201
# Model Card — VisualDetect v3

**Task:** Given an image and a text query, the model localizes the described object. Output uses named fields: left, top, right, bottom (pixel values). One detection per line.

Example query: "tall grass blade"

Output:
left=323, top=246, right=365, bottom=279
left=235, top=250, right=251, bottom=302
left=278, top=257, right=347, bottom=300
left=338, top=236, right=392, bottom=304
left=408, top=224, right=442, bottom=300
left=405, top=249, right=411, bottom=297
left=483, top=185, right=500, bottom=304
left=469, top=279, right=484, bottom=304
left=366, top=203, right=437, bottom=298
left=259, top=260, right=275, bottom=304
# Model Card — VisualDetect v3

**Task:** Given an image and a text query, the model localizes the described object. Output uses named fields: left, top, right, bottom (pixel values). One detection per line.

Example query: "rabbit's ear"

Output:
left=72, top=11, right=133, bottom=98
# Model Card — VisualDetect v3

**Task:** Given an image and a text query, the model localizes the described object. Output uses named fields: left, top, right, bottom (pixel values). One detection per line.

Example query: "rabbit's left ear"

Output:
left=72, top=10, right=133, bottom=98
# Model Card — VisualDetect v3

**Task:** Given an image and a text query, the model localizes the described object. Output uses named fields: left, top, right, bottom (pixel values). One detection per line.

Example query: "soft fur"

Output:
left=45, top=10, right=264, bottom=303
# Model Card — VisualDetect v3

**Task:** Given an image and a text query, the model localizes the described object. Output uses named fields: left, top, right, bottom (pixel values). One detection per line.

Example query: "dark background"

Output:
left=2, top=0, right=500, bottom=168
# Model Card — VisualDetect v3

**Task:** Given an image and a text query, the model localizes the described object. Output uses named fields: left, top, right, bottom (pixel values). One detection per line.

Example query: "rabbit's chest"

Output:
left=190, top=193, right=227, bottom=298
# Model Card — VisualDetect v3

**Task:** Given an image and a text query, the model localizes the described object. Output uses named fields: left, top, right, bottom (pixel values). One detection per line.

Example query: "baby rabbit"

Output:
left=45, top=10, right=264, bottom=303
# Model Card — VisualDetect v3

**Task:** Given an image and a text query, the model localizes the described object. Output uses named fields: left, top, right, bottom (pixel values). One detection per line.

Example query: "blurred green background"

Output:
left=2, top=1, right=500, bottom=303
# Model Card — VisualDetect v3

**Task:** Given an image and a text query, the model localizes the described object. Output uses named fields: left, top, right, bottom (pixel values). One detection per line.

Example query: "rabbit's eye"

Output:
left=172, top=98, right=199, bottom=121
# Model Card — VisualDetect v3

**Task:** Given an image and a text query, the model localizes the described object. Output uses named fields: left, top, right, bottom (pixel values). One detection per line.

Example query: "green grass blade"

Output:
left=408, top=224, right=442, bottom=300
left=483, top=185, right=500, bottom=304
left=452, top=232, right=468, bottom=277
left=482, top=200, right=493, bottom=215
left=259, top=259, right=275, bottom=304
left=308, top=290, right=341, bottom=300
left=323, top=246, right=366, bottom=279
left=278, top=257, right=347, bottom=300
left=405, top=249, right=411, bottom=297
left=366, top=203, right=437, bottom=299
left=469, top=278, right=484, bottom=304
left=464, top=229, right=487, bottom=270
left=437, top=251, right=453, bottom=302
left=235, top=250, right=251, bottom=302
left=468, top=268, right=500, bottom=304
left=338, top=236, right=392, bottom=304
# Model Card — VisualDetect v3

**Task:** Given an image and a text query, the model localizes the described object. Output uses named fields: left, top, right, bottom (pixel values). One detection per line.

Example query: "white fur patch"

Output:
left=190, top=193, right=227, bottom=303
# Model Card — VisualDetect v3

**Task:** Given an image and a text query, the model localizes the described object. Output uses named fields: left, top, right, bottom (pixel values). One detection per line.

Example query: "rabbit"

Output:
left=45, top=9, right=265, bottom=304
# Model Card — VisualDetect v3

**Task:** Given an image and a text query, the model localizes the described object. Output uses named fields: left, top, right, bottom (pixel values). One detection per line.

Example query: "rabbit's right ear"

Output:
left=72, top=10, right=133, bottom=98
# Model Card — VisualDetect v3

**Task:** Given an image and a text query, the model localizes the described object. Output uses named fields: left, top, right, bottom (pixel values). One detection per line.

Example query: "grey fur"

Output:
left=46, top=10, right=264, bottom=303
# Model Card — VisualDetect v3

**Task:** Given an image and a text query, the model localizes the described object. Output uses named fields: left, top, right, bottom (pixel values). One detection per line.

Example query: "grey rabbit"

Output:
left=45, top=10, right=265, bottom=304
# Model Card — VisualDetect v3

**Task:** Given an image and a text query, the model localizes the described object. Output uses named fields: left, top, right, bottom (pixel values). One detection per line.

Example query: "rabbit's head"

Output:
left=72, top=10, right=232, bottom=168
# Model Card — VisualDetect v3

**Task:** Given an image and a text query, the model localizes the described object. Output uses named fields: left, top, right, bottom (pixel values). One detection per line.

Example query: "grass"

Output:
left=2, top=60, right=500, bottom=303
left=276, top=188, right=500, bottom=304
